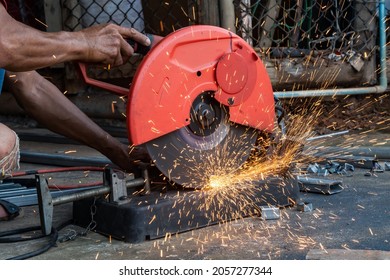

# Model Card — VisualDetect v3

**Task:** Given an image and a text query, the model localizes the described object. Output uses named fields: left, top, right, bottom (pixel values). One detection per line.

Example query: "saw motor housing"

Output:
left=127, top=25, right=275, bottom=146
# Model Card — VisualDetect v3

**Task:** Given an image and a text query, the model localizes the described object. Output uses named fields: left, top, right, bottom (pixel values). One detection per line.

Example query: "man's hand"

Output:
left=78, top=23, right=151, bottom=66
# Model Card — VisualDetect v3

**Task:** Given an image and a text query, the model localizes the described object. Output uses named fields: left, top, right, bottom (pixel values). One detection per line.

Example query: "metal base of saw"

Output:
left=73, top=176, right=299, bottom=243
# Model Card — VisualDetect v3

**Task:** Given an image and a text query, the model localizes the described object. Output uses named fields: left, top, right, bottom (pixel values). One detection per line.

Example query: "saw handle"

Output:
left=78, top=63, right=129, bottom=96
left=78, top=34, right=156, bottom=96
left=127, top=34, right=154, bottom=56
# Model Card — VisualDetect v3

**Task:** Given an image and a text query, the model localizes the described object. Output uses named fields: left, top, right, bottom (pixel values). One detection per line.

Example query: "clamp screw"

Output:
left=227, top=97, right=235, bottom=105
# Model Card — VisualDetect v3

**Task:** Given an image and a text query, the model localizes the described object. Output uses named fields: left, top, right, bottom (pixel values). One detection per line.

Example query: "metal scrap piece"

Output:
left=297, top=201, right=313, bottom=212
left=260, top=205, right=280, bottom=220
left=307, top=163, right=320, bottom=174
left=372, top=160, right=384, bottom=173
left=344, top=163, right=355, bottom=172
left=297, top=176, right=343, bottom=195
left=317, top=168, right=329, bottom=177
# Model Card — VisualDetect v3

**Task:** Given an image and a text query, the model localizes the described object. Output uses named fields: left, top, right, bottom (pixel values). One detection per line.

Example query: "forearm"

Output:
left=0, top=7, right=87, bottom=71
left=5, top=70, right=148, bottom=171
left=6, top=71, right=109, bottom=148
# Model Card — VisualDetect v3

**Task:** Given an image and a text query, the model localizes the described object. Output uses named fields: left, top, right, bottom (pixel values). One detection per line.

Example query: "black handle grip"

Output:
left=127, top=34, right=153, bottom=55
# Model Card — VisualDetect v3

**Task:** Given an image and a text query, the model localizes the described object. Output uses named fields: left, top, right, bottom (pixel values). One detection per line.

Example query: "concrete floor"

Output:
left=0, top=132, right=390, bottom=260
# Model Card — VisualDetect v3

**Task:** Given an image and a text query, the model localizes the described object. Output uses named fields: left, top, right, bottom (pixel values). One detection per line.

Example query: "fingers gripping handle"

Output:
left=78, top=34, right=154, bottom=96
left=127, top=34, right=154, bottom=56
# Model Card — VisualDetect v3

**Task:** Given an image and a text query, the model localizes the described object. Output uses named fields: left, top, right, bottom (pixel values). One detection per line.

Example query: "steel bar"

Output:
left=3, top=186, right=102, bottom=207
left=306, top=130, right=349, bottom=141
left=52, top=186, right=110, bottom=206
left=20, top=151, right=113, bottom=167
left=52, top=177, right=145, bottom=206
left=297, top=176, right=343, bottom=195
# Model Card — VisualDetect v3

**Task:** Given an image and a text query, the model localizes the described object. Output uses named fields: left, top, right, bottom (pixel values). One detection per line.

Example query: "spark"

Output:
left=34, top=18, right=48, bottom=28
left=111, top=101, right=117, bottom=113
left=149, top=215, right=156, bottom=224
left=181, top=7, right=189, bottom=18
left=160, top=21, right=164, bottom=32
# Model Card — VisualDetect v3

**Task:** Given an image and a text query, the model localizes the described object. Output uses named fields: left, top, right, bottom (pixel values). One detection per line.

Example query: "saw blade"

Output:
left=145, top=94, right=257, bottom=188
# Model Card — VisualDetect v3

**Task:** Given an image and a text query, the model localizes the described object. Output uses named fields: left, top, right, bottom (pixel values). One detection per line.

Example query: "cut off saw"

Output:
left=80, top=25, right=276, bottom=188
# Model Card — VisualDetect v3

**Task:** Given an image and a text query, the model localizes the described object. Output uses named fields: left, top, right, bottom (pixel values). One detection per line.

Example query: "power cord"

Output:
left=0, top=226, right=58, bottom=260
left=0, top=220, right=72, bottom=260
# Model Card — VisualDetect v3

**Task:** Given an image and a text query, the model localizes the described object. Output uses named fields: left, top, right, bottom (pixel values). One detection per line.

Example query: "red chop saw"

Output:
left=79, top=25, right=276, bottom=188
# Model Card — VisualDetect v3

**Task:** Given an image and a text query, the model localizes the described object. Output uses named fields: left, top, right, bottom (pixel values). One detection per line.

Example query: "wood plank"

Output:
left=306, top=249, right=390, bottom=260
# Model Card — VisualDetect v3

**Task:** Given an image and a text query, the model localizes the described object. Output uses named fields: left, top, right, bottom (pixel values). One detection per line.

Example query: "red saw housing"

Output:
left=127, top=25, right=275, bottom=146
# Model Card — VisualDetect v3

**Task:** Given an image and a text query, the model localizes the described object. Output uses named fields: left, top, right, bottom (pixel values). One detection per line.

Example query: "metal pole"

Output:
left=52, top=186, right=110, bottom=206
left=51, top=177, right=145, bottom=206
left=220, top=0, right=237, bottom=32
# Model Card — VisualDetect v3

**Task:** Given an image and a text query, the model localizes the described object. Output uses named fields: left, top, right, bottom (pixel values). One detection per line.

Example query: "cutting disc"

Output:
left=145, top=92, right=258, bottom=188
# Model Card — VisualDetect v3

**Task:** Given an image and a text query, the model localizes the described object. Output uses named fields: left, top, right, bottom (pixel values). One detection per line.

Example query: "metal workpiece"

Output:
left=260, top=205, right=281, bottom=220
left=297, top=176, right=344, bottom=195
left=305, top=161, right=356, bottom=177
left=371, top=160, right=385, bottom=173
left=306, top=130, right=350, bottom=141
left=317, top=168, right=330, bottom=177
left=326, top=162, right=341, bottom=174
left=344, top=163, right=355, bottom=172
left=297, top=201, right=313, bottom=212
left=307, top=163, right=320, bottom=174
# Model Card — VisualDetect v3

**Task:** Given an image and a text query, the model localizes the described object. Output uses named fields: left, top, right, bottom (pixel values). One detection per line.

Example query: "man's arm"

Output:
left=4, top=70, right=149, bottom=171
left=0, top=4, right=150, bottom=71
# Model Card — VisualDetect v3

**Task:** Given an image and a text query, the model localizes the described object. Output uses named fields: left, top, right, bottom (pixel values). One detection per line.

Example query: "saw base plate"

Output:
left=73, top=177, right=299, bottom=243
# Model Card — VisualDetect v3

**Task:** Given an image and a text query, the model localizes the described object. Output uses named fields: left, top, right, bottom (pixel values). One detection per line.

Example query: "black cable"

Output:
left=0, top=226, right=43, bottom=243
left=6, top=227, right=58, bottom=260
left=0, top=220, right=72, bottom=260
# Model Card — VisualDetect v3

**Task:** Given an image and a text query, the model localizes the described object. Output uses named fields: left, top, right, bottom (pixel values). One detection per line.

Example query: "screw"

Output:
left=227, top=97, right=235, bottom=105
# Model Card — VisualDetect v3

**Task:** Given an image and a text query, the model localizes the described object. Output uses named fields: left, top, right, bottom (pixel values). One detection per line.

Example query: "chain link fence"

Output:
left=236, top=1, right=377, bottom=54
left=60, top=0, right=199, bottom=86
left=234, top=0, right=381, bottom=91
left=6, top=0, right=46, bottom=31
left=62, top=0, right=198, bottom=35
